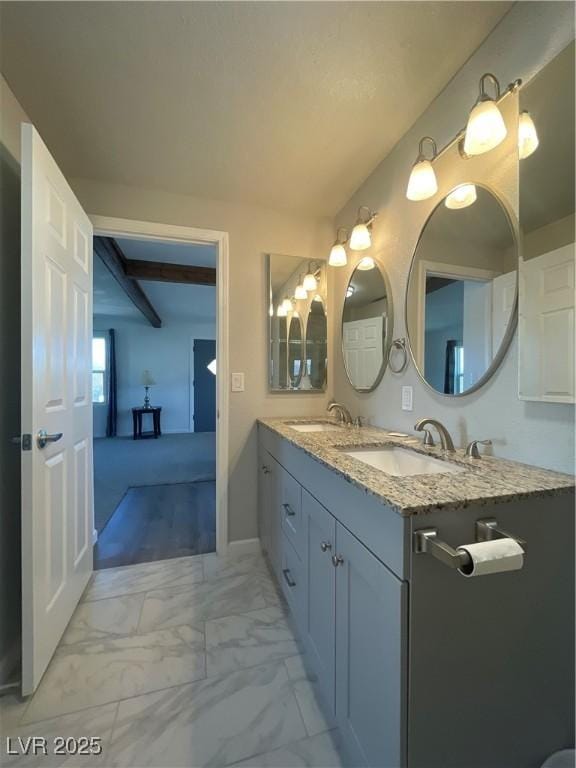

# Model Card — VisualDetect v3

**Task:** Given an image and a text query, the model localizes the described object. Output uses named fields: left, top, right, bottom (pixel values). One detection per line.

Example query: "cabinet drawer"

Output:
left=279, top=467, right=303, bottom=556
left=280, top=532, right=305, bottom=631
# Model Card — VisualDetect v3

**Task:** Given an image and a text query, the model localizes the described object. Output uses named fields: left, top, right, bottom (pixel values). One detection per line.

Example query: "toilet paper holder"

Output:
left=414, top=518, right=526, bottom=570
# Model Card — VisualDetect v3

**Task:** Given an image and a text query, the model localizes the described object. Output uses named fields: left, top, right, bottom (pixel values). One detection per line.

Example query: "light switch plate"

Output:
left=231, top=372, right=245, bottom=392
left=401, top=385, right=413, bottom=411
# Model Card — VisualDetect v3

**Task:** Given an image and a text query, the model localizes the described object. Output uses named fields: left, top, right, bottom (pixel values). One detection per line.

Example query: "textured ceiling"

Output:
left=1, top=1, right=511, bottom=216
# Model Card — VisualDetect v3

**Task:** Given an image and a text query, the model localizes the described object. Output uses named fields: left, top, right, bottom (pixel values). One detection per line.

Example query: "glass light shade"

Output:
left=281, top=298, right=293, bottom=312
left=357, top=256, right=375, bottom=271
left=518, top=111, right=539, bottom=159
left=406, top=159, right=438, bottom=201
left=312, top=294, right=323, bottom=302
left=463, top=99, right=507, bottom=156
left=445, top=184, right=477, bottom=210
left=302, top=272, right=318, bottom=291
left=329, top=243, right=347, bottom=267
left=350, top=223, right=371, bottom=251
left=141, top=370, right=156, bottom=386
left=294, top=283, right=307, bottom=300
left=277, top=304, right=287, bottom=317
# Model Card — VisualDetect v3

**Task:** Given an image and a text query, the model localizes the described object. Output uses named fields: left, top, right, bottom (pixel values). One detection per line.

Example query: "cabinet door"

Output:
left=257, top=447, right=272, bottom=556
left=335, top=524, right=406, bottom=768
left=302, top=490, right=336, bottom=715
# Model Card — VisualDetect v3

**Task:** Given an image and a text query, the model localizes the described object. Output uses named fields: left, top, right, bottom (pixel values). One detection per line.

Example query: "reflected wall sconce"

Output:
left=518, top=110, right=539, bottom=159
left=294, top=278, right=308, bottom=300
left=357, top=256, right=376, bottom=271
left=303, top=264, right=318, bottom=292
left=445, top=183, right=477, bottom=210
left=406, top=137, right=438, bottom=201
left=277, top=303, right=287, bottom=317
left=329, top=227, right=350, bottom=267
left=463, top=73, right=508, bottom=156
left=350, top=206, right=377, bottom=251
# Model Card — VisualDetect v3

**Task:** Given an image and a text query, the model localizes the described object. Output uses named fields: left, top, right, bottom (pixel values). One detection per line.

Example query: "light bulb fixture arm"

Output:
left=477, top=72, right=502, bottom=102
left=356, top=205, right=378, bottom=227
left=334, top=226, right=349, bottom=246
left=416, top=136, right=438, bottom=162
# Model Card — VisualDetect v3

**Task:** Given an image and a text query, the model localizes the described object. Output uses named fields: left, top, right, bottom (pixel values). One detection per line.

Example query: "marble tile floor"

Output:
left=1, top=552, right=346, bottom=768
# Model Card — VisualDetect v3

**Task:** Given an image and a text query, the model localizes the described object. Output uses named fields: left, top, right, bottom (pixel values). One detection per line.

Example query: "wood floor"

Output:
left=94, top=481, right=216, bottom=570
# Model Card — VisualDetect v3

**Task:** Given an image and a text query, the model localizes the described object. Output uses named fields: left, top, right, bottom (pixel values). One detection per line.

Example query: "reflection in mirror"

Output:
left=407, top=186, right=517, bottom=395
left=306, top=298, right=327, bottom=389
left=268, top=254, right=327, bottom=391
left=519, top=42, right=575, bottom=403
left=342, top=260, right=392, bottom=391
left=288, top=314, right=304, bottom=388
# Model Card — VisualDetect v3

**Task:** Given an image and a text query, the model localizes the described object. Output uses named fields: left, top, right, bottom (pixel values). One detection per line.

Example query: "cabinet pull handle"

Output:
left=283, top=503, right=296, bottom=517
left=282, top=568, right=296, bottom=587
left=261, top=465, right=270, bottom=474
left=320, top=541, right=332, bottom=552
left=332, top=554, right=344, bottom=567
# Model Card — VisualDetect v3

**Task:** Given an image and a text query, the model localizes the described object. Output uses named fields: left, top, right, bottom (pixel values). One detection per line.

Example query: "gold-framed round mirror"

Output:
left=341, top=257, right=393, bottom=392
left=406, top=184, right=517, bottom=396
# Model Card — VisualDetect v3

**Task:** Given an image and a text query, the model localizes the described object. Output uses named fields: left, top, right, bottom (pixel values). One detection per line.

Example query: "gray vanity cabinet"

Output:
left=302, top=490, right=337, bottom=714
left=335, top=524, right=406, bottom=768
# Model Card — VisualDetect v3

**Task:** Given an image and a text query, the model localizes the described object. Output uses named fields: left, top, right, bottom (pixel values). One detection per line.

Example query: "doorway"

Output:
left=91, top=216, right=229, bottom=565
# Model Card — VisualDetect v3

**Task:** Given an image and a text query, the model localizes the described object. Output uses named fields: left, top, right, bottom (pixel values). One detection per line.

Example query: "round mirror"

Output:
left=342, top=259, right=393, bottom=392
left=288, top=314, right=304, bottom=388
left=305, top=298, right=327, bottom=389
left=406, top=185, right=517, bottom=396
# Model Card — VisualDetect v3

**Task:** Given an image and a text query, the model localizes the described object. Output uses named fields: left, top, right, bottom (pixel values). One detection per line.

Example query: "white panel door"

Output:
left=342, top=317, right=383, bottom=389
left=21, top=123, right=94, bottom=694
left=519, top=244, right=575, bottom=403
left=491, top=270, right=517, bottom=353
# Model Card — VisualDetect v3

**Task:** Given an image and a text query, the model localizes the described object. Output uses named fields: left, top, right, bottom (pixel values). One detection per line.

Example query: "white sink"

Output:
left=342, top=446, right=465, bottom=477
left=289, top=422, right=342, bottom=433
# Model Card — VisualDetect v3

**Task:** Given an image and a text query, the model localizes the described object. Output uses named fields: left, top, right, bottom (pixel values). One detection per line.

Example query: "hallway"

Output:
left=1, top=553, right=345, bottom=767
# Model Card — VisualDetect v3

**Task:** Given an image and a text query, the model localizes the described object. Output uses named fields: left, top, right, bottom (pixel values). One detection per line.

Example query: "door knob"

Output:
left=320, top=541, right=332, bottom=552
left=332, top=554, right=344, bottom=567
left=37, top=430, right=63, bottom=449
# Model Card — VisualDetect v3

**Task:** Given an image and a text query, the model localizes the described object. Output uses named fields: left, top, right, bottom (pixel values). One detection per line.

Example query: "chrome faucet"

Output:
left=414, top=418, right=456, bottom=452
left=327, top=401, right=353, bottom=426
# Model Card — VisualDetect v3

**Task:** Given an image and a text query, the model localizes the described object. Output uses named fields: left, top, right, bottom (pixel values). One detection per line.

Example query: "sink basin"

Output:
left=288, top=422, right=342, bottom=433
left=342, top=446, right=465, bottom=477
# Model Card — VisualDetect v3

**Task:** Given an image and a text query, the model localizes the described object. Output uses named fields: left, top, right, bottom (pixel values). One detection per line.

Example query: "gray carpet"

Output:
left=94, top=432, right=216, bottom=532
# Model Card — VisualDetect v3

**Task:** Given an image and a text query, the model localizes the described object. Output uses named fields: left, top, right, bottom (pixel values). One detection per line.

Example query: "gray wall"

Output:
left=332, top=2, right=575, bottom=474
left=0, top=76, right=27, bottom=684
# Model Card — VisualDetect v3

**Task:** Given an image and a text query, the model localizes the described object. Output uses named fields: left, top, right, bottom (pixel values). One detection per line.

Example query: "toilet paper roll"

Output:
left=457, top=538, right=524, bottom=577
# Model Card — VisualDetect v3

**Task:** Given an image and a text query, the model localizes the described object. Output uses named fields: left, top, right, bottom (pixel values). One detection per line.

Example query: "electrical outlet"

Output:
left=231, top=372, right=245, bottom=392
left=401, top=386, right=413, bottom=411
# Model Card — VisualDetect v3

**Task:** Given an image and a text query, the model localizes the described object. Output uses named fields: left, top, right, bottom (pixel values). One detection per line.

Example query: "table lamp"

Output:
left=141, top=370, right=156, bottom=408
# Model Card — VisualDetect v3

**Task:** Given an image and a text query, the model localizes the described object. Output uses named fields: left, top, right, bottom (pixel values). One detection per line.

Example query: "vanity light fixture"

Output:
left=294, top=278, right=308, bottom=300
left=406, top=137, right=438, bottom=201
left=445, top=183, right=477, bottom=210
left=329, top=227, right=349, bottom=267
left=350, top=207, right=377, bottom=251
left=281, top=297, right=293, bottom=313
left=302, top=265, right=318, bottom=292
left=357, top=256, right=376, bottom=271
left=277, top=303, right=287, bottom=317
left=463, top=73, right=507, bottom=156
left=518, top=110, right=539, bottom=159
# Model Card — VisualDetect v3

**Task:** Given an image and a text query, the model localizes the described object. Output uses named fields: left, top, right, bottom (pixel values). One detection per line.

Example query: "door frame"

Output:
left=90, top=215, right=229, bottom=555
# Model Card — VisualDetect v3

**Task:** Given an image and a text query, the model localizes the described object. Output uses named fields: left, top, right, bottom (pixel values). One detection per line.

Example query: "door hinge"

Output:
left=14, top=434, right=32, bottom=451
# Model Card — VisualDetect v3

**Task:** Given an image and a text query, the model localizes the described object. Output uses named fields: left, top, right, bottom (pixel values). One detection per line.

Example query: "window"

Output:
left=92, top=335, right=107, bottom=404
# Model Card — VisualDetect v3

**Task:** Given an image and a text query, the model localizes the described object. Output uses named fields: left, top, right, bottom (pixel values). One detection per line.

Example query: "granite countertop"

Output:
left=258, top=417, right=575, bottom=516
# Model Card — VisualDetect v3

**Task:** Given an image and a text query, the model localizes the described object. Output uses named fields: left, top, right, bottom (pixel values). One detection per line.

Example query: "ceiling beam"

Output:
left=93, top=237, right=162, bottom=328
left=124, top=259, right=216, bottom=286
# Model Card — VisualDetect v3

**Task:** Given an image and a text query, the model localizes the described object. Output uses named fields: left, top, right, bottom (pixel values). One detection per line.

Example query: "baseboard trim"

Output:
left=227, top=538, right=261, bottom=557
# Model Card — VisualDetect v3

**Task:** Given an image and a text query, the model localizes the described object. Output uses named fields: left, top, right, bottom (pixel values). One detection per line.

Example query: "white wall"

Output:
left=93, top=310, right=216, bottom=438
left=331, top=2, right=575, bottom=475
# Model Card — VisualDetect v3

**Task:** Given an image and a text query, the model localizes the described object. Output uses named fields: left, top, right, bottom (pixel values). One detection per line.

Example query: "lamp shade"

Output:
left=294, top=283, right=308, bottom=300
left=406, top=159, right=438, bottom=201
left=329, top=243, right=347, bottom=267
left=518, top=111, right=539, bottom=159
left=281, top=298, right=293, bottom=312
left=463, top=99, right=507, bottom=156
left=277, top=304, right=287, bottom=317
left=445, top=184, right=477, bottom=210
left=303, top=272, right=318, bottom=291
left=141, top=370, right=156, bottom=386
left=350, top=223, right=371, bottom=251
left=357, top=256, right=375, bottom=271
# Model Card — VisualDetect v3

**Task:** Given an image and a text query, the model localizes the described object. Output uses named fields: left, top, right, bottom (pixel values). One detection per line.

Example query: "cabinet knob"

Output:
left=320, top=541, right=332, bottom=552
left=282, top=568, right=296, bottom=587
left=283, top=503, right=296, bottom=517
left=261, top=464, right=270, bottom=474
left=332, top=554, right=344, bottom=567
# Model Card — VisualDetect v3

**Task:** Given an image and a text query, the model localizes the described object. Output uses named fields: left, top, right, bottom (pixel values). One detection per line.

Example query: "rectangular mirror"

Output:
left=519, top=42, right=575, bottom=403
left=267, top=254, right=327, bottom=392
